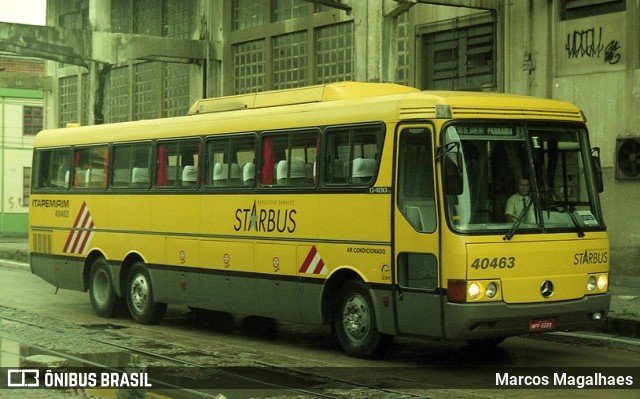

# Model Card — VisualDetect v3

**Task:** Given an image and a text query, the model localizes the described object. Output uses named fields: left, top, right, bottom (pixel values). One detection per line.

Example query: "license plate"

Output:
left=529, top=318, right=556, bottom=332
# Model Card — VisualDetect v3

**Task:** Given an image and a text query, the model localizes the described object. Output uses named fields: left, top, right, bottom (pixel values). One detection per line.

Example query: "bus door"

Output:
left=393, top=125, right=442, bottom=337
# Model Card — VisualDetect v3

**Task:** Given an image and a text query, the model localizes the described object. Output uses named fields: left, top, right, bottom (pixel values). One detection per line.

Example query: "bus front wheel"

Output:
left=89, top=257, right=121, bottom=317
left=333, top=279, right=392, bottom=358
left=126, top=262, right=167, bottom=324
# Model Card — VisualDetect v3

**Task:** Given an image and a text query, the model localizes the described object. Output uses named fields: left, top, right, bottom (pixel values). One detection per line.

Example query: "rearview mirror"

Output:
left=591, top=147, right=604, bottom=193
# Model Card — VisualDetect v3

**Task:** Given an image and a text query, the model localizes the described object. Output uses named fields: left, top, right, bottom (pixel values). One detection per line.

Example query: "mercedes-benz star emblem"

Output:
left=540, top=280, right=554, bottom=298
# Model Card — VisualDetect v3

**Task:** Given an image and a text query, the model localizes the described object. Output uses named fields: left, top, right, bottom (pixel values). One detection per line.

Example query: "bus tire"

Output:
left=89, top=257, right=121, bottom=318
left=333, top=279, right=392, bottom=358
left=125, top=262, right=167, bottom=324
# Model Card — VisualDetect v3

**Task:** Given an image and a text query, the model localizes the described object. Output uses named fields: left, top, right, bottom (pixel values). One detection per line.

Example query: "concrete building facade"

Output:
left=1, top=0, right=636, bottom=278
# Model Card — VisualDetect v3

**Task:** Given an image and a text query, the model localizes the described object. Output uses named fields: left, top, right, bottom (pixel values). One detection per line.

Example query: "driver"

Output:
left=505, top=176, right=531, bottom=223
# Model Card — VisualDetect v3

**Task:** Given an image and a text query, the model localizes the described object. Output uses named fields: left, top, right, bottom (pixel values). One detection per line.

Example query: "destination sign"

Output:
left=456, top=126, right=517, bottom=137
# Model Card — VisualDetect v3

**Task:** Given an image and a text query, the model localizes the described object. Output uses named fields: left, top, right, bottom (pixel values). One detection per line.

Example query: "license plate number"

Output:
left=529, top=318, right=556, bottom=331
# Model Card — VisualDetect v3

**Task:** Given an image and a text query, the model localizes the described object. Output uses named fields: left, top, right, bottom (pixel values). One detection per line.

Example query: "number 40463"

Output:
left=470, top=257, right=516, bottom=269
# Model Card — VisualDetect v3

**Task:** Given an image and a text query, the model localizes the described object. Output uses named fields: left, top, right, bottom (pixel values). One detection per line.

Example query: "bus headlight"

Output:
left=597, top=275, right=608, bottom=291
left=485, top=282, right=498, bottom=298
left=468, top=282, right=482, bottom=299
left=587, top=276, right=597, bottom=291
left=586, top=274, right=608, bottom=293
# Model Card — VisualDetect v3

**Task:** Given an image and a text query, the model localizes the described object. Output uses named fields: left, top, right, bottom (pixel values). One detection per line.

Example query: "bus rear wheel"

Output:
left=126, top=262, right=167, bottom=324
left=333, top=279, right=392, bottom=358
left=89, top=257, right=121, bottom=317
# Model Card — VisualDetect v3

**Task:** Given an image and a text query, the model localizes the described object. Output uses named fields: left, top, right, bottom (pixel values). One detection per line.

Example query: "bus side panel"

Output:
left=297, top=279, right=324, bottom=324
left=30, top=253, right=86, bottom=292
left=370, top=285, right=398, bottom=335
left=255, top=243, right=298, bottom=320
left=198, top=240, right=256, bottom=316
left=153, top=237, right=203, bottom=308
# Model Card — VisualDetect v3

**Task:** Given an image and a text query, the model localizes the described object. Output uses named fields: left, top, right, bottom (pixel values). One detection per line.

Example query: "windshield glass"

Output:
left=443, top=122, right=604, bottom=235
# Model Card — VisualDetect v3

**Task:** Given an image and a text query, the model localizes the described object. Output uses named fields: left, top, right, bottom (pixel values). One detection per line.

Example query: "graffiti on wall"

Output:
left=565, top=27, right=621, bottom=64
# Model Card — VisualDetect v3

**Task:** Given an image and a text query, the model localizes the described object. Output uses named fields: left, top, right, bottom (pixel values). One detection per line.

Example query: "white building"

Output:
left=0, top=55, right=45, bottom=235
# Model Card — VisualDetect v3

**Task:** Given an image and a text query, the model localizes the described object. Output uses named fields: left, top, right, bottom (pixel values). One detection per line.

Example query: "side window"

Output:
left=398, top=253, right=438, bottom=290
left=398, top=128, right=436, bottom=232
left=324, top=124, right=382, bottom=186
left=73, top=145, right=109, bottom=189
left=111, top=143, right=152, bottom=189
left=33, top=148, right=71, bottom=190
left=155, top=139, right=201, bottom=188
left=205, top=135, right=256, bottom=188
left=260, top=130, right=318, bottom=187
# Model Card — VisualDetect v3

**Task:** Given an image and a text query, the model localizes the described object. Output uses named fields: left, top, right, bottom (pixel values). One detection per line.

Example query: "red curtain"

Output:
left=156, top=144, right=167, bottom=186
left=261, top=137, right=274, bottom=184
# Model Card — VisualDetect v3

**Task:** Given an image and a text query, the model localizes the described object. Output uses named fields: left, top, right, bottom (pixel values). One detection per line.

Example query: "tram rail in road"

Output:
left=0, top=306, right=423, bottom=399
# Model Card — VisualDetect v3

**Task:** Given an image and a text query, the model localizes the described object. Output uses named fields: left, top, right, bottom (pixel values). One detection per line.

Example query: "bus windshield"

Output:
left=443, top=122, right=605, bottom=235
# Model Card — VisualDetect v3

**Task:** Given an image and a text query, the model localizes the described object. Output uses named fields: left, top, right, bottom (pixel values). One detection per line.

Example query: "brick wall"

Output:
left=0, top=58, right=45, bottom=75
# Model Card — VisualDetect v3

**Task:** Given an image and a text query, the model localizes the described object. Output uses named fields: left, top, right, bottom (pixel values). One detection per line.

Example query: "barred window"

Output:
left=59, top=76, right=78, bottom=127
left=164, top=0, right=190, bottom=38
left=232, top=0, right=265, bottom=31
left=134, top=0, right=161, bottom=36
left=164, top=63, right=190, bottom=118
left=272, top=0, right=308, bottom=22
left=23, top=106, right=43, bottom=135
left=233, top=40, right=266, bottom=94
left=273, top=31, right=308, bottom=89
left=315, top=22, right=354, bottom=84
left=108, top=66, right=131, bottom=123
left=423, top=21, right=495, bottom=91
left=133, top=62, right=161, bottom=120
left=228, top=1, right=354, bottom=93
left=111, top=0, right=131, bottom=33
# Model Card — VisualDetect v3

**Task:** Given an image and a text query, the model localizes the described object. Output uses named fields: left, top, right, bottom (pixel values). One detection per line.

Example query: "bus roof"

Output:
left=35, top=82, right=584, bottom=148
left=187, top=81, right=419, bottom=115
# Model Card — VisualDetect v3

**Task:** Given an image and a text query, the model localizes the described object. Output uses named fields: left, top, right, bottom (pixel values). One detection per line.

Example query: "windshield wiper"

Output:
left=566, top=210, right=585, bottom=238
left=503, top=195, right=533, bottom=241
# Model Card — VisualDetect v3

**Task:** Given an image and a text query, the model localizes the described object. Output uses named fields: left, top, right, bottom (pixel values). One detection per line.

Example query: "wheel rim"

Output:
left=130, top=273, right=150, bottom=314
left=92, top=269, right=110, bottom=306
left=341, top=293, right=371, bottom=343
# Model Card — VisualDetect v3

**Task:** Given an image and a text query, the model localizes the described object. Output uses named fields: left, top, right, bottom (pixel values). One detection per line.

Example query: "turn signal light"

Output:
left=447, top=279, right=501, bottom=303
left=447, top=280, right=467, bottom=303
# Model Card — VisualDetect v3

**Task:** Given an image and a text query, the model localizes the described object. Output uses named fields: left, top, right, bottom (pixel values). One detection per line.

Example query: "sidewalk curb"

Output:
left=0, top=248, right=29, bottom=264
left=0, top=259, right=31, bottom=270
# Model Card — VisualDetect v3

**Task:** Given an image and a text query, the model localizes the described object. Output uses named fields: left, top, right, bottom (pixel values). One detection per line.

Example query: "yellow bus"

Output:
left=29, top=82, right=610, bottom=358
